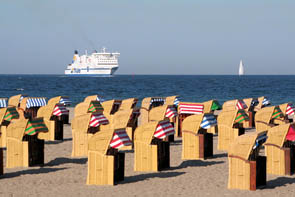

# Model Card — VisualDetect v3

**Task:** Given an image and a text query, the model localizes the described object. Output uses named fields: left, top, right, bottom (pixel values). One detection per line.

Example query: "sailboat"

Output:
left=239, top=60, right=244, bottom=76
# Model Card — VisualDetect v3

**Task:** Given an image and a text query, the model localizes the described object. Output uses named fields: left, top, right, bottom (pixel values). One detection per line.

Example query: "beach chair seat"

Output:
left=87, top=128, right=131, bottom=185
left=134, top=120, right=175, bottom=172
left=228, top=131, right=267, bottom=190
left=182, top=113, right=217, bottom=160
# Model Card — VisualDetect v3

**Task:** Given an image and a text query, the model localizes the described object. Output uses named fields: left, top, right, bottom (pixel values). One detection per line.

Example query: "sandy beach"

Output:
left=1, top=107, right=295, bottom=197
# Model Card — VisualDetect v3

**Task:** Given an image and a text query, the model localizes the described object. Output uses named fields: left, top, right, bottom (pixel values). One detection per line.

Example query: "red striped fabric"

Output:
left=109, top=129, right=132, bottom=149
left=286, top=103, right=295, bottom=116
left=52, top=104, right=69, bottom=116
left=178, top=103, right=203, bottom=114
left=166, top=107, right=178, bottom=118
left=89, top=114, right=109, bottom=127
left=236, top=100, right=248, bottom=110
left=154, top=120, right=175, bottom=139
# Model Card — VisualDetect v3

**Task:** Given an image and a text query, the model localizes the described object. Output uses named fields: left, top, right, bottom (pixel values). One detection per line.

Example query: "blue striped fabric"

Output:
left=262, top=98, right=271, bottom=106
left=253, top=134, right=268, bottom=149
left=96, top=96, right=104, bottom=102
left=26, top=97, right=47, bottom=108
left=174, top=97, right=180, bottom=106
left=200, top=114, right=217, bottom=129
left=60, top=97, right=71, bottom=106
left=0, top=98, right=8, bottom=108
left=150, top=97, right=165, bottom=105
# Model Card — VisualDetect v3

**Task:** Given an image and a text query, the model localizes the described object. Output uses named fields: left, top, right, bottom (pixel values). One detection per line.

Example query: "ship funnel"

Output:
left=74, top=50, right=79, bottom=54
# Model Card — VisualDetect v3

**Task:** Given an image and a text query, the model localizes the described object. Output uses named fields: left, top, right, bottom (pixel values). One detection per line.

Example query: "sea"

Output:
left=0, top=75, right=294, bottom=106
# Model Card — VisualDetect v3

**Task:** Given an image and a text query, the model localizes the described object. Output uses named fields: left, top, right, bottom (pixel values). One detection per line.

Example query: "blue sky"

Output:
left=0, top=0, right=294, bottom=74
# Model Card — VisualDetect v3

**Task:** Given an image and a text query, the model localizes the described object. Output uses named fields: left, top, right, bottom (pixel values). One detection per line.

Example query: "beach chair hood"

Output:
left=222, top=99, right=238, bottom=112
left=8, top=94, right=22, bottom=107
left=217, top=110, right=238, bottom=127
left=255, top=106, right=275, bottom=125
left=47, top=96, right=62, bottom=106
left=88, top=129, right=114, bottom=155
left=148, top=105, right=169, bottom=122
left=265, top=123, right=290, bottom=148
left=134, top=121, right=160, bottom=144
left=72, top=113, right=92, bottom=133
left=74, top=102, right=91, bottom=117
left=84, top=95, right=101, bottom=103
left=182, top=114, right=204, bottom=135
left=120, top=98, right=138, bottom=110
left=165, top=96, right=178, bottom=105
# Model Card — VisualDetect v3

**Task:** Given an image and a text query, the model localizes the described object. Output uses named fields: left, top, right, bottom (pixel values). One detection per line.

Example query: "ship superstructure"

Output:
left=65, top=48, right=120, bottom=76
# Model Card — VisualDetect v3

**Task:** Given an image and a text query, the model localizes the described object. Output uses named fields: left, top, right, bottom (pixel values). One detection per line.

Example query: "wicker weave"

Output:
left=47, top=96, right=62, bottom=106
left=165, top=95, right=178, bottom=105
left=255, top=106, right=275, bottom=132
left=84, top=95, right=101, bottom=103
left=254, top=96, right=265, bottom=111
left=243, top=98, right=253, bottom=111
left=148, top=105, right=169, bottom=122
left=139, top=97, right=152, bottom=125
left=74, top=102, right=91, bottom=117
left=8, top=94, right=22, bottom=107
left=279, top=103, right=289, bottom=116
left=222, top=99, right=238, bottom=112
left=120, top=98, right=138, bottom=110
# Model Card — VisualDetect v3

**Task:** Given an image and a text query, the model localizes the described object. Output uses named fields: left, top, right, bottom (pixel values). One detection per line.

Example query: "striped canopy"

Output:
left=109, top=129, right=132, bottom=149
left=26, top=97, right=47, bottom=108
left=179, top=103, right=204, bottom=114
left=200, top=114, right=217, bottom=129
left=3, top=107, right=19, bottom=121
left=174, top=97, right=180, bottom=106
left=0, top=98, right=8, bottom=108
left=211, top=100, right=222, bottom=111
left=59, top=97, right=71, bottom=106
left=166, top=106, right=178, bottom=118
left=52, top=104, right=69, bottom=116
left=89, top=113, right=109, bottom=127
left=154, top=120, right=175, bottom=139
left=236, top=100, right=248, bottom=110
left=25, top=118, right=48, bottom=135
left=262, top=98, right=271, bottom=106
left=272, top=106, right=283, bottom=119
left=88, top=101, right=103, bottom=113
left=234, top=110, right=249, bottom=123
left=286, top=103, right=295, bottom=116
left=253, top=133, right=268, bottom=149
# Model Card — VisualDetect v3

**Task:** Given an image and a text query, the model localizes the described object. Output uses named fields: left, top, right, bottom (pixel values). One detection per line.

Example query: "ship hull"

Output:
left=65, top=66, right=118, bottom=76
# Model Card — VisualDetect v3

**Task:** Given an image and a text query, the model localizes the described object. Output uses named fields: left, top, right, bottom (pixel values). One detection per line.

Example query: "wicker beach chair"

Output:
left=182, top=113, right=217, bottom=160
left=228, top=131, right=267, bottom=190
left=71, top=112, right=109, bottom=157
left=101, top=99, right=122, bottom=115
left=139, top=97, right=166, bottom=125
left=0, top=107, right=19, bottom=147
left=217, top=109, right=249, bottom=151
left=86, top=128, right=132, bottom=185
left=255, top=106, right=286, bottom=132
left=6, top=117, right=48, bottom=168
left=119, top=98, right=138, bottom=111
left=264, top=123, right=295, bottom=175
left=8, top=94, right=26, bottom=107
left=134, top=120, right=174, bottom=172
left=19, top=97, right=47, bottom=119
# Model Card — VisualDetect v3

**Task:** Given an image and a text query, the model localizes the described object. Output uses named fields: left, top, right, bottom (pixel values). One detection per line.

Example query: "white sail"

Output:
left=239, top=60, right=244, bottom=76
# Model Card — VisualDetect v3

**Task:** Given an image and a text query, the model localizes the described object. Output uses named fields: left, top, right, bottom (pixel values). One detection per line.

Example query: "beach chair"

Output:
left=217, top=109, right=249, bottom=151
left=228, top=131, right=267, bottom=190
left=264, top=123, right=295, bottom=175
left=8, top=94, right=27, bottom=107
left=278, top=103, right=295, bottom=123
left=139, top=97, right=166, bottom=125
left=177, top=102, right=204, bottom=137
left=101, top=99, right=122, bottom=115
left=87, top=128, right=132, bottom=185
left=255, top=106, right=286, bottom=132
left=6, top=117, right=48, bottom=168
left=36, top=102, right=68, bottom=141
left=48, top=96, right=71, bottom=124
left=74, top=100, right=103, bottom=117
left=222, top=99, right=248, bottom=112
left=19, top=97, right=47, bottom=119
left=134, top=120, right=175, bottom=172
left=0, top=107, right=19, bottom=147
left=182, top=113, right=217, bottom=160
left=119, top=98, right=138, bottom=111
left=71, top=112, right=109, bottom=157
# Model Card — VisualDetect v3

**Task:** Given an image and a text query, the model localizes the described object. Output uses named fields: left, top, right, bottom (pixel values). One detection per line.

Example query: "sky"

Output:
left=0, top=0, right=294, bottom=75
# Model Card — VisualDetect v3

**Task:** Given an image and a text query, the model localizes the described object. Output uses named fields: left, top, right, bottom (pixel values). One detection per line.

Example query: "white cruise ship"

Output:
left=65, top=48, right=120, bottom=76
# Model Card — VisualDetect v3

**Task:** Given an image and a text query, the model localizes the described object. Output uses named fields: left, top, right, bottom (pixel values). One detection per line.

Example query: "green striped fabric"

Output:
left=211, top=100, right=222, bottom=111
left=88, top=101, right=103, bottom=113
left=4, top=107, right=19, bottom=121
left=234, top=110, right=249, bottom=123
left=25, top=119, right=48, bottom=135
left=272, top=106, right=283, bottom=119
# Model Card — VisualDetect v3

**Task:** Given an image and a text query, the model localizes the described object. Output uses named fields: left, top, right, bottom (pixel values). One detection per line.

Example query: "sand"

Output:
left=1, top=108, right=295, bottom=196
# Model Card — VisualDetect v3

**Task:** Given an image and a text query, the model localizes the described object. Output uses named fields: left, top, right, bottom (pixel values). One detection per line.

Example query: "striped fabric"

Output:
left=150, top=97, right=165, bottom=105
left=286, top=103, right=295, bottom=116
left=234, top=110, right=249, bottom=123
left=250, top=98, right=259, bottom=107
left=154, top=120, right=175, bottom=139
left=89, top=113, right=109, bottom=127
left=211, top=100, right=222, bottom=111
left=88, top=101, right=103, bottom=113
left=200, top=114, right=217, bottom=129
left=253, top=133, right=268, bottom=149
left=59, top=97, right=71, bottom=106
left=25, top=119, right=48, bottom=135
left=52, top=104, right=69, bottom=116
left=179, top=103, right=204, bottom=114
left=26, top=97, right=47, bottom=108
left=0, top=98, right=8, bottom=108
left=109, top=129, right=132, bottom=149
left=166, top=107, right=178, bottom=118
left=262, top=98, right=271, bottom=106
left=236, top=100, right=248, bottom=110
left=174, top=97, right=180, bottom=106
left=4, top=107, right=19, bottom=121
left=272, top=106, right=283, bottom=119
left=96, top=96, right=104, bottom=102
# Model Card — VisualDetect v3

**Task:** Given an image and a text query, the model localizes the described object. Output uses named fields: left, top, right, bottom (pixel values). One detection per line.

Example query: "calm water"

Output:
left=0, top=75, right=294, bottom=106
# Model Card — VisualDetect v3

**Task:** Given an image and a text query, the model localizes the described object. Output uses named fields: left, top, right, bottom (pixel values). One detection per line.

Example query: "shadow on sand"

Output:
left=1, top=167, right=67, bottom=179
left=45, top=138, right=72, bottom=145
left=170, top=160, right=224, bottom=170
left=267, top=177, right=295, bottom=189
left=45, top=157, right=87, bottom=167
